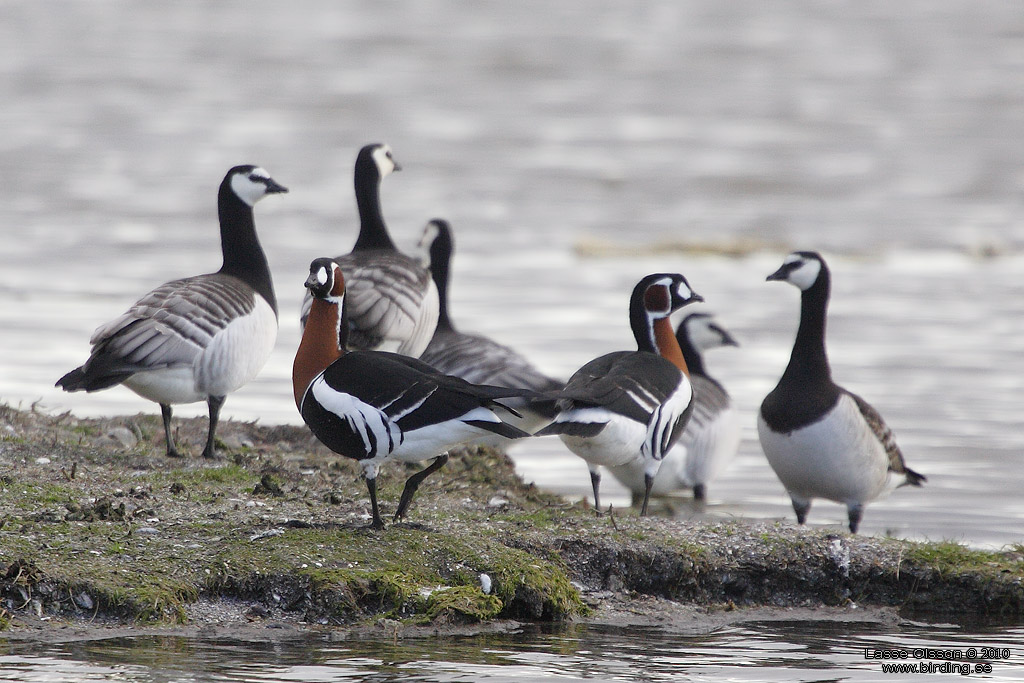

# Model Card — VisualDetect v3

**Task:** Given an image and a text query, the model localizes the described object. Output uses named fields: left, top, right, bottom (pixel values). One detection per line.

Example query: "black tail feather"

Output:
left=464, top=419, right=532, bottom=440
left=56, top=366, right=130, bottom=393
left=534, top=421, right=606, bottom=438
left=900, top=466, right=926, bottom=487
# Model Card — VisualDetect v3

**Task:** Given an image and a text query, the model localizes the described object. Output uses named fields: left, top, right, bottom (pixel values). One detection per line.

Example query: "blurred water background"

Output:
left=1, top=1, right=1023, bottom=678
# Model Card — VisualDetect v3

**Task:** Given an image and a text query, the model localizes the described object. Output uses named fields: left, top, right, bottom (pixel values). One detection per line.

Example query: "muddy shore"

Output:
left=1, top=404, right=1021, bottom=641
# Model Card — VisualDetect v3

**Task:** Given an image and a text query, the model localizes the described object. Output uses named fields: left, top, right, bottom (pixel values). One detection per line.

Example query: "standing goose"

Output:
left=758, top=251, right=925, bottom=533
left=57, top=165, right=288, bottom=458
left=299, top=143, right=439, bottom=357
left=417, top=218, right=563, bottom=437
left=609, top=312, right=741, bottom=504
left=293, top=258, right=534, bottom=530
left=535, top=273, right=704, bottom=516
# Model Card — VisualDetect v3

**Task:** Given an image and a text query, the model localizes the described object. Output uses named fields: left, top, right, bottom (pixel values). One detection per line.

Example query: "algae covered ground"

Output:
left=1, top=404, right=1022, bottom=639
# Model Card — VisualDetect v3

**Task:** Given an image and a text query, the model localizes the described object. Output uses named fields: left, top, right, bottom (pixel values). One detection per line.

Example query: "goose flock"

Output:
left=57, top=143, right=925, bottom=533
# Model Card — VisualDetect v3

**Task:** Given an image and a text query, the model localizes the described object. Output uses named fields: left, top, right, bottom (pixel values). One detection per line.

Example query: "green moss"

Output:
left=904, top=541, right=1023, bottom=578
left=166, top=464, right=255, bottom=486
left=423, top=585, right=503, bottom=622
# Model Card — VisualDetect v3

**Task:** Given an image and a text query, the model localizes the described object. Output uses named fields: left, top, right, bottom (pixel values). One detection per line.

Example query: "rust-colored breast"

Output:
left=653, top=316, right=689, bottom=375
left=292, top=298, right=344, bottom=409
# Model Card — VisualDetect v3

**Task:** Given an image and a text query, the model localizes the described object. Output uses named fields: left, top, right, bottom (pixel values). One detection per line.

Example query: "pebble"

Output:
left=74, top=592, right=94, bottom=610
left=104, top=427, right=137, bottom=449
left=135, top=527, right=159, bottom=535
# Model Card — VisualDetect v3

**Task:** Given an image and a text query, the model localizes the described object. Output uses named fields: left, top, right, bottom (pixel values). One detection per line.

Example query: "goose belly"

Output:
left=757, top=395, right=891, bottom=505
left=681, top=405, right=741, bottom=489
left=389, top=406, right=500, bottom=462
left=195, top=298, right=278, bottom=397
left=557, top=411, right=648, bottom=468
left=124, top=367, right=206, bottom=404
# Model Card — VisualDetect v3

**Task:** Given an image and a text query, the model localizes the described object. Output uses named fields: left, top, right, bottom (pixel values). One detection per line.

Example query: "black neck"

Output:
left=352, top=159, right=395, bottom=251
left=628, top=296, right=657, bottom=353
left=432, top=253, right=455, bottom=336
left=216, top=184, right=277, bottom=315
left=677, top=331, right=707, bottom=378
left=780, top=273, right=832, bottom=387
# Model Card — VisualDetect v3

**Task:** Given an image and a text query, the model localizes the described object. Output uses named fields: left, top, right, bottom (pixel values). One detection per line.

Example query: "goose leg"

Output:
left=202, top=395, right=225, bottom=459
left=847, top=503, right=863, bottom=534
left=589, top=467, right=603, bottom=516
left=160, top=404, right=182, bottom=458
left=693, top=483, right=707, bottom=502
left=394, top=453, right=450, bottom=522
left=640, top=472, right=654, bottom=516
left=366, top=473, right=385, bottom=530
left=791, top=495, right=811, bottom=525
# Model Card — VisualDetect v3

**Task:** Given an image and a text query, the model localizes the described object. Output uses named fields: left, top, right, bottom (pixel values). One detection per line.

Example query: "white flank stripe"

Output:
left=311, top=378, right=400, bottom=457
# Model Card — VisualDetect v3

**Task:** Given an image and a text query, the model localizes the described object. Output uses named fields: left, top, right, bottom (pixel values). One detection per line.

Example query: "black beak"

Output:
left=766, top=264, right=793, bottom=282
left=265, top=178, right=289, bottom=194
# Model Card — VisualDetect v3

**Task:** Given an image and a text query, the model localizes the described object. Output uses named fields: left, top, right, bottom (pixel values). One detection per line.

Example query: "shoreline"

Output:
left=1, top=404, right=1021, bottom=640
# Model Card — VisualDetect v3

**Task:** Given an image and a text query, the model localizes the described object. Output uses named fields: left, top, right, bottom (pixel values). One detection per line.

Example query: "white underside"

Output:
left=124, top=299, right=278, bottom=404
left=757, top=393, right=893, bottom=507
left=609, top=405, right=740, bottom=497
left=309, top=378, right=504, bottom=472
left=556, top=410, right=648, bottom=468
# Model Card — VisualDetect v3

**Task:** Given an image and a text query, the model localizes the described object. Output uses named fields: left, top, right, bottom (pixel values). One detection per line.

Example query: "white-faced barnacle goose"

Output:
left=57, top=165, right=287, bottom=458
left=758, top=251, right=926, bottom=533
left=535, top=273, right=704, bottom=516
left=293, top=258, right=535, bottom=530
left=609, top=311, right=741, bottom=504
left=299, top=143, right=439, bottom=357
left=416, top=218, right=563, bottom=438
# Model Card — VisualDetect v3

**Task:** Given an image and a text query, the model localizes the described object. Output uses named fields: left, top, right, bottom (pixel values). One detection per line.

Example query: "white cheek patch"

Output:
left=230, top=172, right=266, bottom=207
left=674, top=281, right=693, bottom=301
left=688, top=319, right=720, bottom=351
left=372, top=145, right=396, bottom=177
left=788, top=258, right=821, bottom=291
left=317, top=267, right=329, bottom=286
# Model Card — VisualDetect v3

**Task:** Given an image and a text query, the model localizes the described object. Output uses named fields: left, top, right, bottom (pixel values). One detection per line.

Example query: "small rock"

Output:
left=104, top=427, right=138, bottom=449
left=480, top=573, right=492, bottom=595
left=74, top=592, right=94, bottom=610
left=135, top=526, right=159, bottom=535
left=487, top=496, right=509, bottom=508
left=34, top=457, right=50, bottom=465
left=245, top=604, right=270, bottom=620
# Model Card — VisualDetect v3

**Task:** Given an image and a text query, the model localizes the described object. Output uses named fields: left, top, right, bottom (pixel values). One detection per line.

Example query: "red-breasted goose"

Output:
left=293, top=258, right=534, bottom=530
left=535, top=273, right=704, bottom=516
left=57, top=165, right=287, bottom=458
left=417, top=218, right=563, bottom=438
left=299, top=143, right=439, bottom=357
left=758, top=251, right=926, bottom=533
left=609, top=311, right=740, bottom=504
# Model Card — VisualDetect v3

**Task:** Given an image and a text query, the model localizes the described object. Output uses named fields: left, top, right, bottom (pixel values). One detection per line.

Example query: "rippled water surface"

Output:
left=1, top=622, right=1023, bottom=682
left=2, top=0, right=1023, bottom=677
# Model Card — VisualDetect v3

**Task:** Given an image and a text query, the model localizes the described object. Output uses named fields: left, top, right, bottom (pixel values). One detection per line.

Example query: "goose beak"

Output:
left=265, top=178, right=289, bottom=194
left=304, top=272, right=319, bottom=290
left=766, top=261, right=798, bottom=282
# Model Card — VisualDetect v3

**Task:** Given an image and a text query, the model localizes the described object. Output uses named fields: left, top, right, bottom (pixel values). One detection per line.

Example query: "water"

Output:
left=1, top=621, right=1022, bottom=681
left=2, top=0, right=1023, bottom=677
